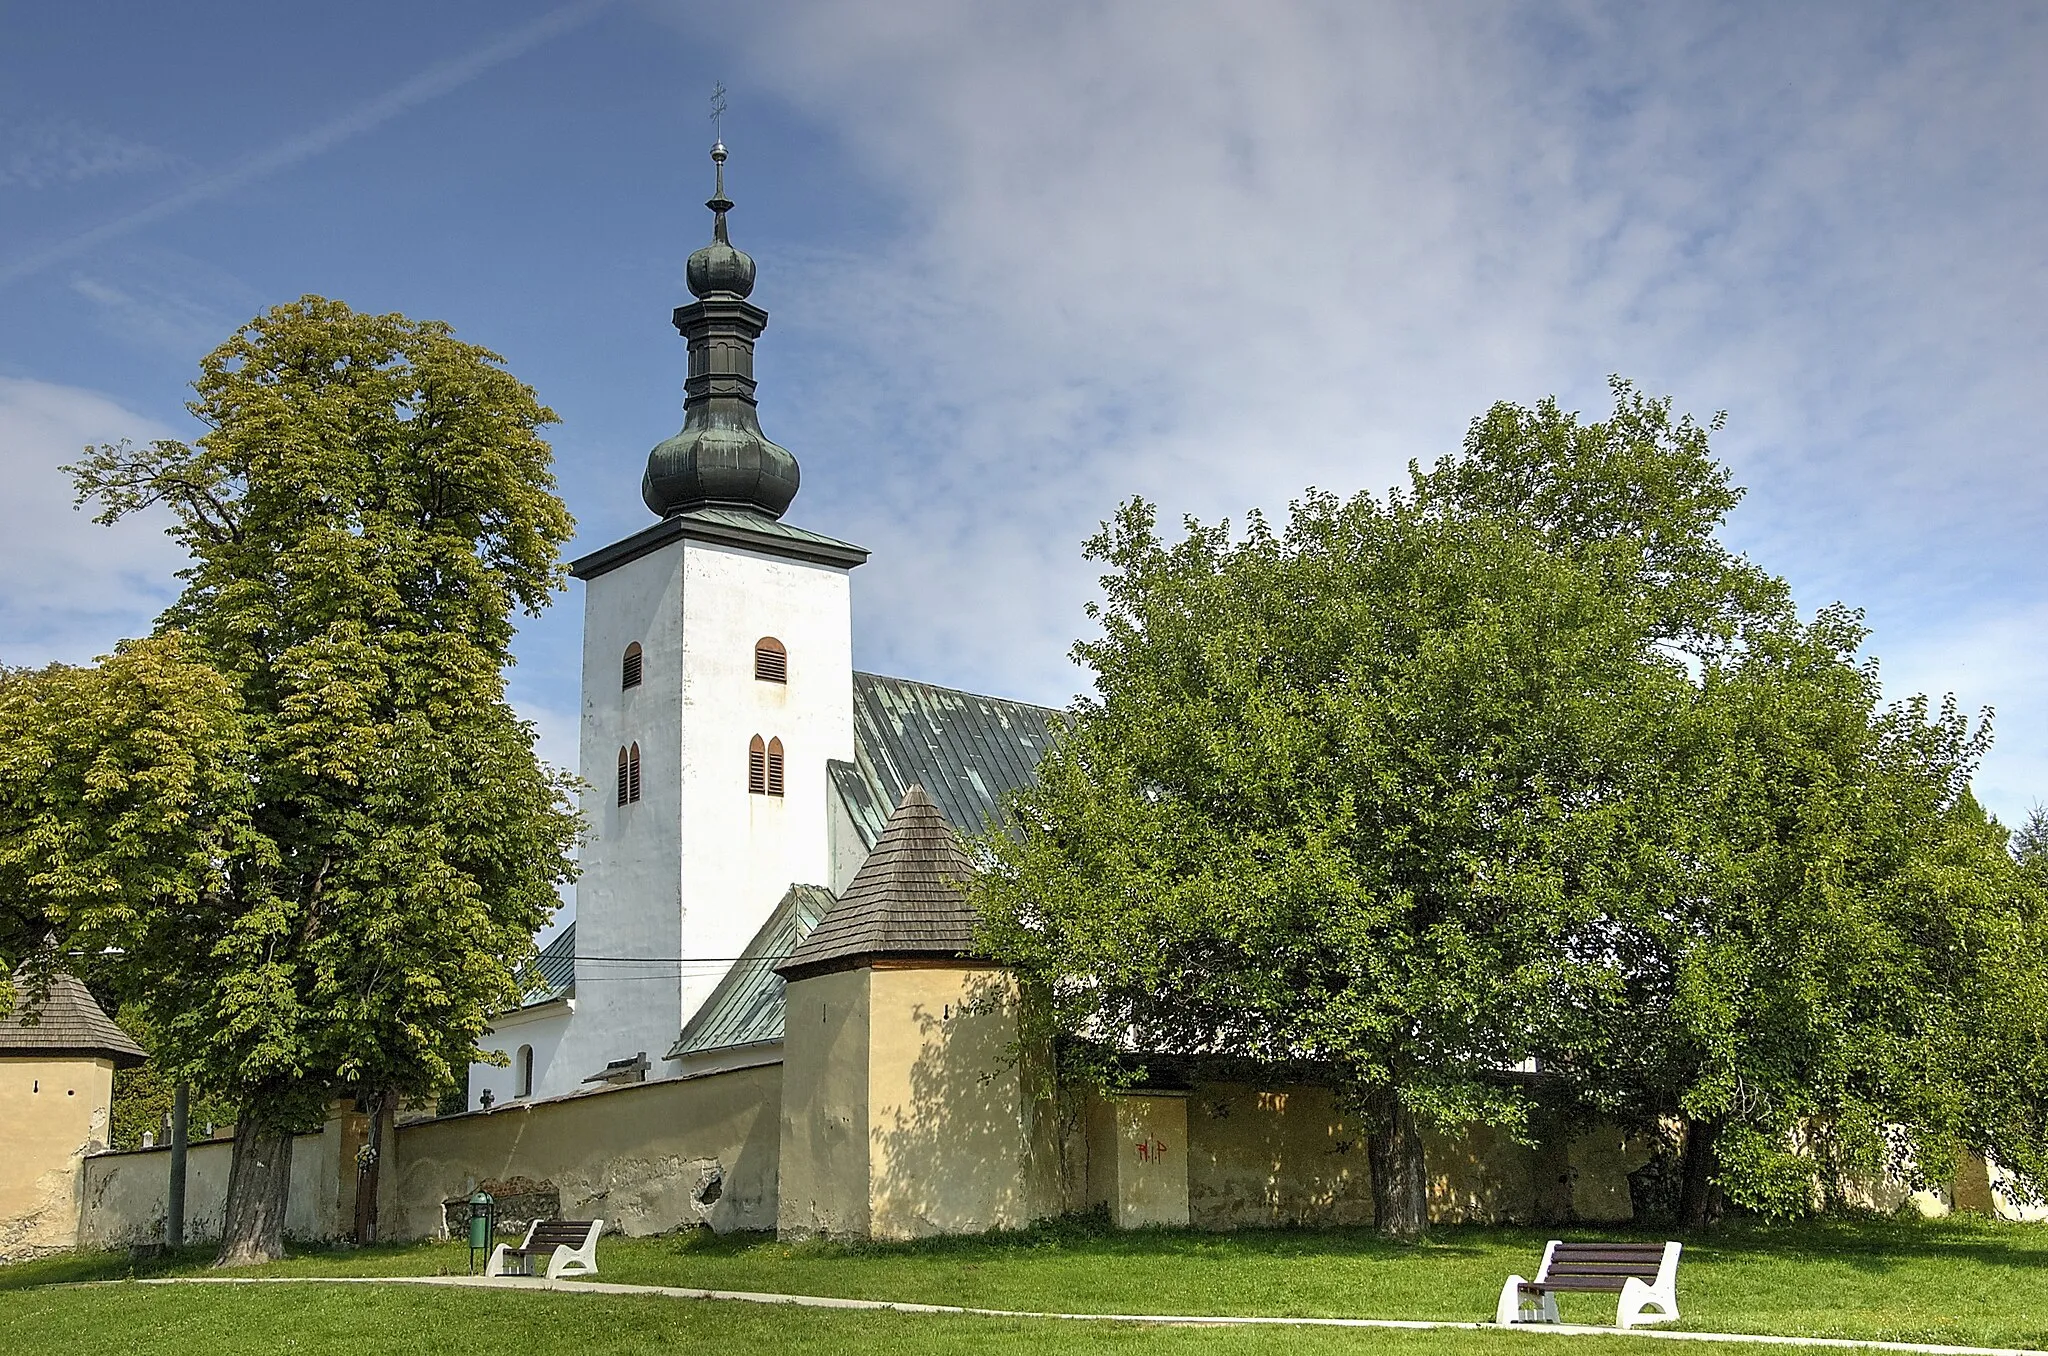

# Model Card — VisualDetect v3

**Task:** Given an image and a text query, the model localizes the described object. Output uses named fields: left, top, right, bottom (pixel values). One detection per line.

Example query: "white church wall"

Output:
left=471, top=1001, right=573, bottom=1111
left=674, top=537, right=854, bottom=1033
left=543, top=540, right=689, bottom=1098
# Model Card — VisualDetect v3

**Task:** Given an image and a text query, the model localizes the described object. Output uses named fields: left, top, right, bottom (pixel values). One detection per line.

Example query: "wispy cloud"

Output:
left=0, top=0, right=615, bottom=288
left=681, top=1, right=2048, bottom=820
left=0, top=118, right=179, bottom=189
left=0, top=377, right=186, bottom=663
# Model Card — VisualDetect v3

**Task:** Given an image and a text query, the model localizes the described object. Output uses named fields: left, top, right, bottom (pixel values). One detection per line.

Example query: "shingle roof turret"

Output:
left=777, top=785, right=981, bottom=981
left=1, top=967, right=146, bottom=1066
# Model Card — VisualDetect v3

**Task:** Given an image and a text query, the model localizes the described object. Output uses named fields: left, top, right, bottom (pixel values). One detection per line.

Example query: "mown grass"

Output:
left=0, top=1282, right=1802, bottom=1356
left=6, top=1215, right=2047, bottom=1351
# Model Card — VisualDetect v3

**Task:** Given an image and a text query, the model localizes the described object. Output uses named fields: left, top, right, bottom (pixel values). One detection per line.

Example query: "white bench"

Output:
left=1496, top=1239, right=1682, bottom=1329
left=485, top=1218, right=604, bottom=1280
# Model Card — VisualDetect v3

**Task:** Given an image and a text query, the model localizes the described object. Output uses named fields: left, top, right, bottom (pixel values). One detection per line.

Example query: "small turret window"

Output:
left=749, top=735, right=785, bottom=797
left=622, top=642, right=643, bottom=690
left=754, top=637, right=787, bottom=683
left=617, top=743, right=642, bottom=805
left=516, top=1045, right=534, bottom=1098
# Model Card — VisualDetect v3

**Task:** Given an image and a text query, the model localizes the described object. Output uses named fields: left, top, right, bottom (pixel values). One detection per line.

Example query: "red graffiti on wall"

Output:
left=1134, top=1138, right=1169, bottom=1164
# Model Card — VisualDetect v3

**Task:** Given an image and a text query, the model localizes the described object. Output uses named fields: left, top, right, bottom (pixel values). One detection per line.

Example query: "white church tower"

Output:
left=529, top=140, right=869, bottom=1100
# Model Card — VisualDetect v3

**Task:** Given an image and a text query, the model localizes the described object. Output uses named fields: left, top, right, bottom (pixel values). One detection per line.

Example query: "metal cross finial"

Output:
left=709, top=82, right=727, bottom=150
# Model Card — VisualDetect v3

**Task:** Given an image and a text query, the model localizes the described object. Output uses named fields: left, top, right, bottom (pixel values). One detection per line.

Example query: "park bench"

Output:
left=484, top=1218, right=604, bottom=1280
left=1495, top=1240, right=1682, bottom=1329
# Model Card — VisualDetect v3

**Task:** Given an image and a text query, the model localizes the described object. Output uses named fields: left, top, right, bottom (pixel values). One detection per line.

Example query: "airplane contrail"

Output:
left=0, top=0, right=616, bottom=288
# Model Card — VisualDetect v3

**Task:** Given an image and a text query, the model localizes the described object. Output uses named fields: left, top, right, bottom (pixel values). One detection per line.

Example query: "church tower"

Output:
left=545, top=140, right=868, bottom=1096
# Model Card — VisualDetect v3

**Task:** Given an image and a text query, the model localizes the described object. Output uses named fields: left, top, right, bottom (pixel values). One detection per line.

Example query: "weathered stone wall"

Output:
left=391, top=1063, right=782, bottom=1239
left=77, top=1126, right=339, bottom=1249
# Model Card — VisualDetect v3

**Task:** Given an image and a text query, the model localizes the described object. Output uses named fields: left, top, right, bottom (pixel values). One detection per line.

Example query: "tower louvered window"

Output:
left=617, top=743, right=641, bottom=805
left=749, top=735, right=785, bottom=796
left=754, top=636, right=787, bottom=683
left=622, top=642, right=643, bottom=690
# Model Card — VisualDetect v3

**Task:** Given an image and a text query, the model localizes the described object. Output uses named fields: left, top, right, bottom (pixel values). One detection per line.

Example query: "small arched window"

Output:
left=622, top=642, right=643, bottom=690
left=617, top=743, right=641, bottom=805
left=516, top=1045, right=534, bottom=1098
left=754, top=637, right=787, bottom=683
left=749, top=735, right=785, bottom=796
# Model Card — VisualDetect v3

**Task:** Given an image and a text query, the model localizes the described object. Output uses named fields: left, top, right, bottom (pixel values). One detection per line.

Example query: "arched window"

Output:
left=617, top=743, right=641, bottom=805
left=754, top=636, right=787, bottom=683
left=622, top=642, right=643, bottom=690
left=516, top=1045, right=534, bottom=1098
left=749, top=736, right=785, bottom=796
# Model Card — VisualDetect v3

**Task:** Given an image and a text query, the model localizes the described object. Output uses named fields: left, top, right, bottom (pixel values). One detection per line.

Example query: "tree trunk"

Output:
left=216, top=1114, right=294, bottom=1266
left=1676, top=1117, right=1721, bottom=1229
left=1367, top=1086, right=1430, bottom=1238
left=353, top=1089, right=394, bottom=1245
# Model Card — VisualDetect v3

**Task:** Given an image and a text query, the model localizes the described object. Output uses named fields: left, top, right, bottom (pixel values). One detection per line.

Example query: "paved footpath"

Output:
left=124, top=1274, right=2048, bottom=1356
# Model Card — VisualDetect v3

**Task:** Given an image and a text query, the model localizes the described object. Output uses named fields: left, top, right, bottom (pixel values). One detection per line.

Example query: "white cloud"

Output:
left=663, top=1, right=2048, bottom=821
left=0, top=378, right=188, bottom=665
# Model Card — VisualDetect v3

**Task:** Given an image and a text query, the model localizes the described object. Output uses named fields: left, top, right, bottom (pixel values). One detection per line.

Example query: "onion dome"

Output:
left=642, top=140, right=801, bottom=519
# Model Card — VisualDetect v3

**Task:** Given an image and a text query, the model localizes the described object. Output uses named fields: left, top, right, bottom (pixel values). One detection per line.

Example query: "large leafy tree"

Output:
left=1554, top=606, right=2048, bottom=1223
left=978, top=385, right=1751, bottom=1235
left=0, top=297, right=578, bottom=1263
left=975, top=380, right=2048, bottom=1234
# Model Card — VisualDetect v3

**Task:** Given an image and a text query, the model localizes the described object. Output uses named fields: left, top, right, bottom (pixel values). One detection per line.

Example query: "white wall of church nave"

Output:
left=674, top=537, right=854, bottom=1029
left=472, top=1002, right=572, bottom=1111
left=542, top=541, right=689, bottom=1098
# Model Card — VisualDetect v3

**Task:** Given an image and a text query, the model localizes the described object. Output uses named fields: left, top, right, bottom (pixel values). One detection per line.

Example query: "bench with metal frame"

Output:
left=1495, top=1239, right=1682, bottom=1329
left=484, top=1218, right=604, bottom=1281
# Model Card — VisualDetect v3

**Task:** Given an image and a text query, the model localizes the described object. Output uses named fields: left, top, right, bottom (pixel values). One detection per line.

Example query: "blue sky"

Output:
left=4, top=2, right=2045, bottom=842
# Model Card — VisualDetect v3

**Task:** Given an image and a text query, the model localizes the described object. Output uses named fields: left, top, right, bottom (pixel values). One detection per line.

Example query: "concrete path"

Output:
left=125, top=1274, right=2048, bottom=1356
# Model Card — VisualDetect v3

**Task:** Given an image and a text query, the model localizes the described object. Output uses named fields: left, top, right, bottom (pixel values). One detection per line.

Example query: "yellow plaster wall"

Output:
left=1185, top=1083, right=1373, bottom=1229
left=777, top=966, right=872, bottom=1238
left=394, top=1063, right=782, bottom=1238
left=1088, top=1093, right=1191, bottom=1229
left=865, top=966, right=1046, bottom=1239
left=0, top=1055, right=114, bottom=1258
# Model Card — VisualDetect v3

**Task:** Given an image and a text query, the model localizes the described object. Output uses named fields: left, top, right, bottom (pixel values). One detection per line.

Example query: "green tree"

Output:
left=977, top=384, right=1752, bottom=1235
left=1552, top=605, right=2048, bottom=1223
left=0, top=297, right=578, bottom=1263
left=975, top=380, right=2048, bottom=1233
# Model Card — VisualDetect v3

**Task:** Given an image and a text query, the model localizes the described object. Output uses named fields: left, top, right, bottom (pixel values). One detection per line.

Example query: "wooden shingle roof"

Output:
left=1, top=968, right=146, bottom=1066
left=777, top=785, right=980, bottom=981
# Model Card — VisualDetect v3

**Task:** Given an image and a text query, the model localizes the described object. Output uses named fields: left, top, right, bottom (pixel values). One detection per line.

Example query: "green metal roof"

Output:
left=667, top=884, right=834, bottom=1059
left=518, top=922, right=575, bottom=1008
left=832, top=672, right=1062, bottom=850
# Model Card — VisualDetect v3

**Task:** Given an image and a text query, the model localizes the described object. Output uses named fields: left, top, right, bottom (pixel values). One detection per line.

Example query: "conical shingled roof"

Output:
left=1, top=967, right=147, bottom=1066
left=777, top=785, right=980, bottom=980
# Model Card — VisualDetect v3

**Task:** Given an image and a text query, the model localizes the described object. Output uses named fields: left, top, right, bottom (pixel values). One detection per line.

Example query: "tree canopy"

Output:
left=0, top=297, right=579, bottom=1261
left=973, top=380, right=2048, bottom=1235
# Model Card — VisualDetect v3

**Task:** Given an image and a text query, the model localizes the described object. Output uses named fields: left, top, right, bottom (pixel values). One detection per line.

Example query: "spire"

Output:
left=642, top=120, right=801, bottom=520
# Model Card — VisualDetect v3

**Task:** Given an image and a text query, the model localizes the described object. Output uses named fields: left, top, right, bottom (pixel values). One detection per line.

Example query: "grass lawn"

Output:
left=5, top=1216, right=2046, bottom=1354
